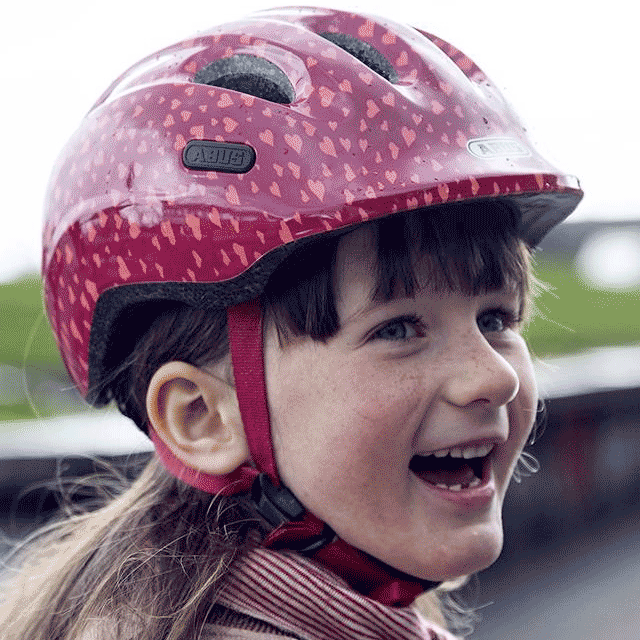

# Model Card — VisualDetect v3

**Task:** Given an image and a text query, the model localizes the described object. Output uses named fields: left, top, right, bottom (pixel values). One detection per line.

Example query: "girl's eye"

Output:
left=372, top=316, right=423, bottom=342
left=477, top=308, right=519, bottom=334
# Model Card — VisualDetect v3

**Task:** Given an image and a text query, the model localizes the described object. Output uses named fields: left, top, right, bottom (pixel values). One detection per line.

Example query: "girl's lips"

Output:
left=414, top=471, right=496, bottom=510
left=412, top=453, right=496, bottom=510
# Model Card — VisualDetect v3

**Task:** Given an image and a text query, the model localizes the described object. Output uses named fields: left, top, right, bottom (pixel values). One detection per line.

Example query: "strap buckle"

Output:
left=251, top=473, right=305, bottom=527
left=251, top=474, right=336, bottom=553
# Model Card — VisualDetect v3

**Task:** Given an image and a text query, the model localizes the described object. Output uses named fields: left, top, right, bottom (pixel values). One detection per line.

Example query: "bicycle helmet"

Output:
left=42, top=6, right=582, bottom=605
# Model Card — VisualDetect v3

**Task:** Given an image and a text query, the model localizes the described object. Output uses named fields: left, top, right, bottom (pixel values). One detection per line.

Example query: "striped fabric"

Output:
left=206, top=546, right=459, bottom=640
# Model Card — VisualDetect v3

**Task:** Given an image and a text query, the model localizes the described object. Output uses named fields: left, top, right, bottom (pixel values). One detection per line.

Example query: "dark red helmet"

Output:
left=42, top=7, right=583, bottom=605
left=42, top=6, right=581, bottom=489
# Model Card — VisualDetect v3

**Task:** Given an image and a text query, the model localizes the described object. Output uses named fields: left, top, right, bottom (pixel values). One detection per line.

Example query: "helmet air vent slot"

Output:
left=320, top=32, right=398, bottom=83
left=193, top=54, right=295, bottom=104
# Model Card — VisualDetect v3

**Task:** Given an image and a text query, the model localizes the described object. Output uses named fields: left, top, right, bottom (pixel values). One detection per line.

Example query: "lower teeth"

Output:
left=435, top=477, right=481, bottom=491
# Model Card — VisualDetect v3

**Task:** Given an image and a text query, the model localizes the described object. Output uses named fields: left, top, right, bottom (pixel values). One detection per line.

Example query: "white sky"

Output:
left=1, top=0, right=637, bottom=281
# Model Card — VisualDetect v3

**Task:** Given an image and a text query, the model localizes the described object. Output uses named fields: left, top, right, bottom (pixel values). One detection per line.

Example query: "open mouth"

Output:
left=409, top=444, right=494, bottom=492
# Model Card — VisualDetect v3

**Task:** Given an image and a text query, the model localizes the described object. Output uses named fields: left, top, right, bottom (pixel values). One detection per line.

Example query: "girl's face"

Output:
left=264, top=228, right=537, bottom=581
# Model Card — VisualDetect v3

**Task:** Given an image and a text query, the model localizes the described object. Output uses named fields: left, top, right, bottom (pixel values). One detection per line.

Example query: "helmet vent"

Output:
left=194, top=54, right=295, bottom=104
left=320, top=32, right=398, bottom=83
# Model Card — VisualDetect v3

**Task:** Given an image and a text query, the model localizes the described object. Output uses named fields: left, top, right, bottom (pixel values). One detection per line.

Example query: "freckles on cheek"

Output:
left=351, top=368, right=423, bottom=428
left=348, top=380, right=422, bottom=475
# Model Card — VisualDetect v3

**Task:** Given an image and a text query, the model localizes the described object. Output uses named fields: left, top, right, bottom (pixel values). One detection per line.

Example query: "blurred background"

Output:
left=1, top=1, right=639, bottom=637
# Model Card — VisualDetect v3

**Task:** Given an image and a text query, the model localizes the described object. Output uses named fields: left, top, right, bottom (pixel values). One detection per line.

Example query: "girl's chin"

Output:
left=423, top=536, right=503, bottom=582
left=384, top=526, right=504, bottom=582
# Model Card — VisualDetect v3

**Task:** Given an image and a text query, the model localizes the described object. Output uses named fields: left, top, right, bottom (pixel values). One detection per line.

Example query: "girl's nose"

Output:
left=441, top=334, right=520, bottom=409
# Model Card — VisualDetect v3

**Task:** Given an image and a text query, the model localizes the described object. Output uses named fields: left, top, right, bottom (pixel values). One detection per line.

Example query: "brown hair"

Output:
left=0, top=202, right=534, bottom=639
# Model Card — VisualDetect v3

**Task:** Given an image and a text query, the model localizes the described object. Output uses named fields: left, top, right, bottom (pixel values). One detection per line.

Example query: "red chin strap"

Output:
left=153, top=299, right=439, bottom=607
left=150, top=299, right=274, bottom=494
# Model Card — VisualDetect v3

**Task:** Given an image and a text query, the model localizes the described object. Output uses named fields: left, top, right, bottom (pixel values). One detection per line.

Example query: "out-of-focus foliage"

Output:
left=1, top=275, right=64, bottom=421
left=1, top=275, right=62, bottom=368
left=524, top=254, right=639, bottom=357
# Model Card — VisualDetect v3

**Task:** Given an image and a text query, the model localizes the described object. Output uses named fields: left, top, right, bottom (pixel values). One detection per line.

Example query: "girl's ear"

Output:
left=146, top=361, right=250, bottom=475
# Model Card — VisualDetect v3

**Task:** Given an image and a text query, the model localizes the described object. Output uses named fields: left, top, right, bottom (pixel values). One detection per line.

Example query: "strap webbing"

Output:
left=227, top=299, right=280, bottom=484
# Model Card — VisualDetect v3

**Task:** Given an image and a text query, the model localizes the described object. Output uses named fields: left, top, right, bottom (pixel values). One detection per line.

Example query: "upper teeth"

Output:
left=430, top=444, right=494, bottom=459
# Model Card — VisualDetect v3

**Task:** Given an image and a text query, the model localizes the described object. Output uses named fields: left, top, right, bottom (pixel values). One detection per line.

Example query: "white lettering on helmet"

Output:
left=467, top=137, right=531, bottom=159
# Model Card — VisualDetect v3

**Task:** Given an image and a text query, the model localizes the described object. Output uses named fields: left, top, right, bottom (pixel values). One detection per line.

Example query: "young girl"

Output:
left=1, top=7, right=582, bottom=639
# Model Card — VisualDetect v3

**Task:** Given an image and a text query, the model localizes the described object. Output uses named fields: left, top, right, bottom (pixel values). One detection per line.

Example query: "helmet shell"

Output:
left=42, top=7, right=582, bottom=398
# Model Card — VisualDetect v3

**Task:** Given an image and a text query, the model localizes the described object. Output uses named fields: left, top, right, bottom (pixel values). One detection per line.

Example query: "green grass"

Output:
left=524, top=255, right=640, bottom=357
left=0, top=401, right=43, bottom=422
left=1, top=275, right=66, bottom=421
left=0, top=275, right=63, bottom=369
left=1, top=262, right=638, bottom=420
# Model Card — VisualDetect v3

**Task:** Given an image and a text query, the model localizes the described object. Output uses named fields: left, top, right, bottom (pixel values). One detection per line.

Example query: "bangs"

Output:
left=372, top=200, right=528, bottom=300
left=264, top=200, right=531, bottom=342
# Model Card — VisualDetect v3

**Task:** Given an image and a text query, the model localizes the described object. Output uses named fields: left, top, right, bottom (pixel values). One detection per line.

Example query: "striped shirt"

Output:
left=206, top=546, right=460, bottom=640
